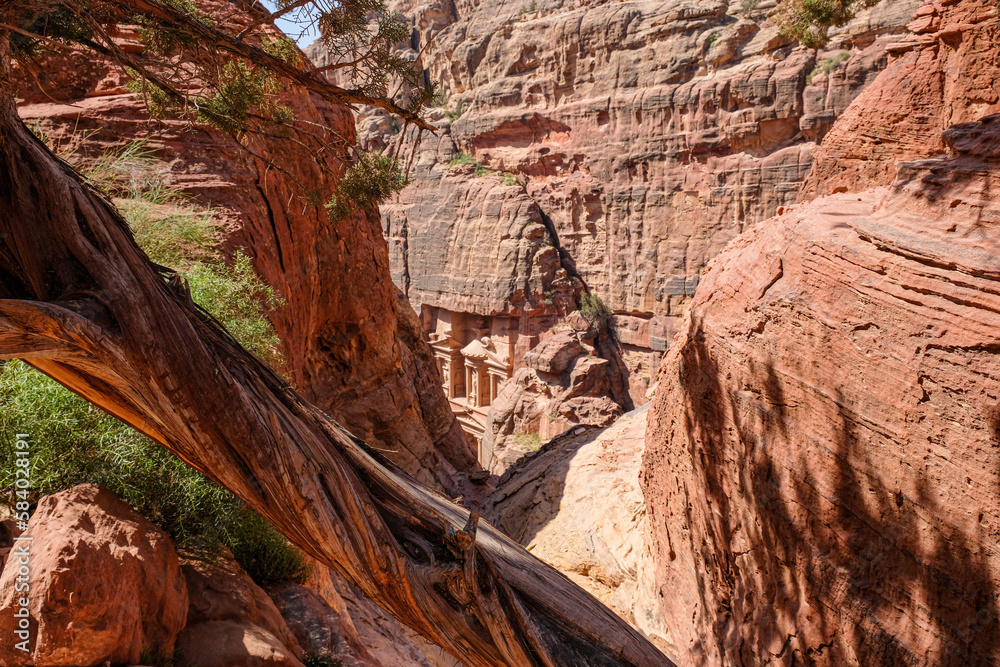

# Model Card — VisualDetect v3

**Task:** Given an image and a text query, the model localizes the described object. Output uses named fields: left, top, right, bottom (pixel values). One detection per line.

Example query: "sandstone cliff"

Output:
left=15, top=1, right=476, bottom=492
left=642, top=1, right=1000, bottom=662
left=334, top=0, right=922, bottom=416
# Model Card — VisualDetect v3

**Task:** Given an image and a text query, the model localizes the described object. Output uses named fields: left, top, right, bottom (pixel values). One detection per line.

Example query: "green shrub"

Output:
left=446, top=99, right=465, bottom=122
left=806, top=50, right=850, bottom=83
left=448, top=151, right=493, bottom=177
left=449, top=152, right=476, bottom=166
left=0, top=362, right=309, bottom=585
left=514, top=432, right=542, bottom=451
left=579, top=292, right=612, bottom=327
left=120, top=200, right=216, bottom=267
left=186, top=253, right=285, bottom=367
left=776, top=0, right=880, bottom=49
left=500, top=172, right=520, bottom=186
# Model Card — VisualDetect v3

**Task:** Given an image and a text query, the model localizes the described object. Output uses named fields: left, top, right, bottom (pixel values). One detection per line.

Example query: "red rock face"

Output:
left=347, top=0, right=922, bottom=414
left=643, top=105, right=1000, bottom=665
left=0, top=485, right=189, bottom=666
left=15, top=4, right=476, bottom=491
left=801, top=0, right=1000, bottom=198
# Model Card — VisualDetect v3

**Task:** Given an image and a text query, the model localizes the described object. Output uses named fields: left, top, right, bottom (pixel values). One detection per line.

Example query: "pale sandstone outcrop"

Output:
left=483, top=408, right=669, bottom=656
left=0, top=485, right=188, bottom=667
left=643, top=109, right=1000, bottom=665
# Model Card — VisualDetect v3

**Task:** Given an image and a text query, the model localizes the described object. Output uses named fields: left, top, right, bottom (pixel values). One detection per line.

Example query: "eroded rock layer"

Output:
left=643, top=110, right=1000, bottom=664
left=345, top=0, right=923, bottom=420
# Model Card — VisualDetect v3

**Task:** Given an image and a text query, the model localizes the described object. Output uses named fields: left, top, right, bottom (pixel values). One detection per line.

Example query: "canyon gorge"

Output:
left=1, top=0, right=1000, bottom=664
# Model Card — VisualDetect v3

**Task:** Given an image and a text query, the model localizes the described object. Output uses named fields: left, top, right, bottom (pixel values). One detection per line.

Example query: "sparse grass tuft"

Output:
left=449, top=152, right=493, bottom=177
left=514, top=432, right=542, bottom=451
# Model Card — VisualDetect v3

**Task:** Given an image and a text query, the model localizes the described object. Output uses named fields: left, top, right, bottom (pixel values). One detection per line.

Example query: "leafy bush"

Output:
left=449, top=152, right=476, bottom=166
left=446, top=99, right=465, bottom=122
left=448, top=152, right=493, bottom=177
left=0, top=360, right=309, bottom=585
left=776, top=0, right=880, bottom=49
left=579, top=292, right=612, bottom=327
left=500, top=172, right=520, bottom=186
left=806, top=50, right=851, bottom=84
left=514, top=432, right=542, bottom=451
left=187, top=253, right=285, bottom=367
left=120, top=200, right=215, bottom=266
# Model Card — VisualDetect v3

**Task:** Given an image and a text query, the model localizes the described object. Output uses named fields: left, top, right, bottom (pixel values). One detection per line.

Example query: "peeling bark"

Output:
left=0, top=87, right=674, bottom=666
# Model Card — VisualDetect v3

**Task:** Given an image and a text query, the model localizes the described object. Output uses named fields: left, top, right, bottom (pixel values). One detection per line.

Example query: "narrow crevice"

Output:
left=256, top=183, right=285, bottom=272
left=400, top=221, right=411, bottom=298
left=536, top=205, right=587, bottom=292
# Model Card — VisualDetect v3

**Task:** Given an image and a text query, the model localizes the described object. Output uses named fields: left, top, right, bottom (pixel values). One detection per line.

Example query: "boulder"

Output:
left=270, top=582, right=378, bottom=667
left=524, top=330, right=584, bottom=374
left=0, top=484, right=188, bottom=666
left=176, top=550, right=302, bottom=667
left=482, top=328, right=624, bottom=473
left=175, top=621, right=303, bottom=667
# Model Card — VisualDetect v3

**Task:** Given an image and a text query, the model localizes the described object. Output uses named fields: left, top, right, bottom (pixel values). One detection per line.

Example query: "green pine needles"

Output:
left=326, top=151, right=407, bottom=221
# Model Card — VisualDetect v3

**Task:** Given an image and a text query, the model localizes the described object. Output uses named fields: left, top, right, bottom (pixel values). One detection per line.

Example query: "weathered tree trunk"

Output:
left=0, top=84, right=674, bottom=665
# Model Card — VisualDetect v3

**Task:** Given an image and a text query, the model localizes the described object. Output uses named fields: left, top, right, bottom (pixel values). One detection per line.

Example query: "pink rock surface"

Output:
left=643, top=114, right=1000, bottom=664
left=332, top=0, right=921, bottom=385
left=179, top=550, right=303, bottom=659
left=802, top=0, right=1000, bottom=198
left=0, top=485, right=188, bottom=667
